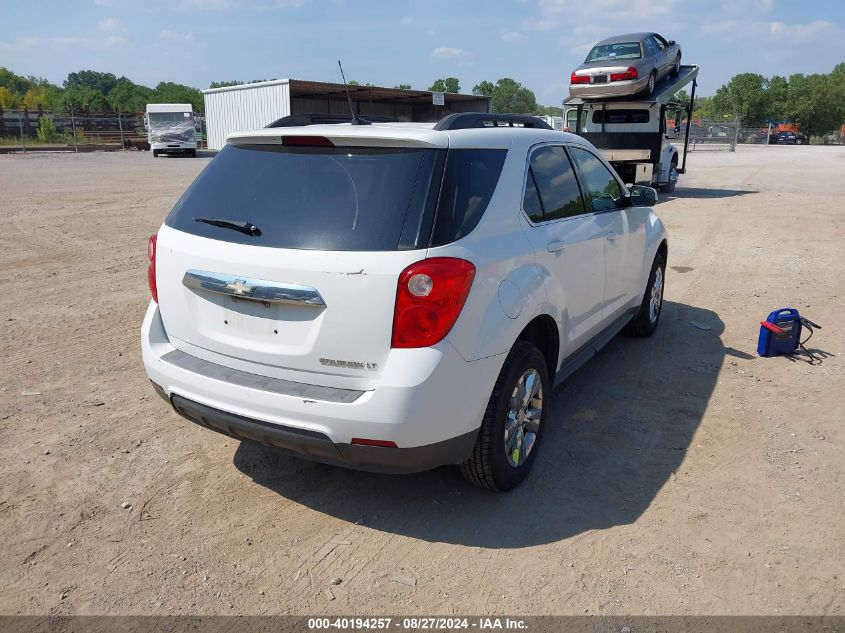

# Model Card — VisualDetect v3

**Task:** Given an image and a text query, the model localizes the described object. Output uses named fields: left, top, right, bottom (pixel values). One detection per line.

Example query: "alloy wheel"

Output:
left=504, top=369, right=543, bottom=468
left=650, top=266, right=664, bottom=324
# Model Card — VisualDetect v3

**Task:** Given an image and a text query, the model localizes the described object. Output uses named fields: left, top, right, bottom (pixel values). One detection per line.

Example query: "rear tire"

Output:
left=624, top=253, right=666, bottom=338
left=152, top=150, right=159, bottom=158
left=645, top=71, right=656, bottom=96
left=461, top=341, right=548, bottom=491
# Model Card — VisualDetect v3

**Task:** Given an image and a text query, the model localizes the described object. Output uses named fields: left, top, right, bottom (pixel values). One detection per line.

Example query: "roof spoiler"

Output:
left=434, top=113, right=553, bottom=131
left=266, top=113, right=400, bottom=128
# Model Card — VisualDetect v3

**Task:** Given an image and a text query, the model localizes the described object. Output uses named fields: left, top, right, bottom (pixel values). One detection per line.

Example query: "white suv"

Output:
left=141, top=113, right=667, bottom=491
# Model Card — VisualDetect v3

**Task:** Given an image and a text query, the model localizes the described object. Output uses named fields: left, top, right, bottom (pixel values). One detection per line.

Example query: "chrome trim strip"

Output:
left=182, top=269, right=326, bottom=307
left=161, top=349, right=363, bottom=404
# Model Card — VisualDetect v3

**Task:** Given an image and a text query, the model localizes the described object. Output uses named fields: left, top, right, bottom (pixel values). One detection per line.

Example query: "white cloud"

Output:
left=758, top=0, right=774, bottom=9
left=431, top=47, right=466, bottom=59
left=158, top=30, right=207, bottom=48
left=98, top=18, right=120, bottom=31
left=95, top=0, right=302, bottom=7
left=525, top=0, right=678, bottom=31
left=501, top=31, right=525, bottom=42
left=400, top=16, right=413, bottom=25
left=0, top=34, right=125, bottom=52
left=767, top=19, right=837, bottom=41
left=702, top=18, right=840, bottom=42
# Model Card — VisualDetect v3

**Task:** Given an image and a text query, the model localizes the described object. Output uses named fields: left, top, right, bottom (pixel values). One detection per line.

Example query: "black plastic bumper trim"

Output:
left=168, top=394, right=478, bottom=474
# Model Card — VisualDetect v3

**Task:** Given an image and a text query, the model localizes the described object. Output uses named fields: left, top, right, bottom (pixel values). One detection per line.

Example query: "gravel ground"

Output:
left=0, top=145, right=843, bottom=616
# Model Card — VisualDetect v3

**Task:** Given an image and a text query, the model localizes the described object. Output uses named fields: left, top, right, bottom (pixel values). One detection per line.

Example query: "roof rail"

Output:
left=434, top=113, right=553, bottom=131
left=266, top=113, right=400, bottom=128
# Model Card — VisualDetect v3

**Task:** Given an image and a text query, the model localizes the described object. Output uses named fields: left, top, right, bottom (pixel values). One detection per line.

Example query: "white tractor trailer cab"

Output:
left=564, top=65, right=698, bottom=192
left=145, top=103, right=198, bottom=158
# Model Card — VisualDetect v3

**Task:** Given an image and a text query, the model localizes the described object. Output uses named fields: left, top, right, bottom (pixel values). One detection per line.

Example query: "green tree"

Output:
left=151, top=81, right=203, bottom=112
left=64, top=70, right=118, bottom=95
left=429, top=77, right=461, bottom=93
left=62, top=85, right=110, bottom=112
left=36, top=116, right=62, bottom=143
left=0, top=67, right=31, bottom=95
left=107, top=77, right=154, bottom=112
left=472, top=78, right=537, bottom=113
left=394, top=84, right=412, bottom=90
left=209, top=80, right=244, bottom=88
left=0, top=86, right=20, bottom=109
left=711, top=73, right=768, bottom=124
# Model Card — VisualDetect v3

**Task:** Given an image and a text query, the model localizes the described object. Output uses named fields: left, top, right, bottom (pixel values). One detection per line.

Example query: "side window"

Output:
left=524, top=146, right=586, bottom=222
left=569, top=147, right=624, bottom=213
left=522, top=171, right=545, bottom=223
left=643, top=38, right=658, bottom=56
left=650, top=35, right=665, bottom=51
left=431, top=149, right=507, bottom=246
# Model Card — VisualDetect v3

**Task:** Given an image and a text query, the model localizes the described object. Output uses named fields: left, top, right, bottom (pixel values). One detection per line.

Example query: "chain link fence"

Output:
left=688, top=118, right=739, bottom=152
left=0, top=108, right=206, bottom=152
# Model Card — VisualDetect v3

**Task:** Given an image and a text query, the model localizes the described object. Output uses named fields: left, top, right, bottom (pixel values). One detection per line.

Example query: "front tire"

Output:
left=152, top=149, right=159, bottom=158
left=671, top=54, right=681, bottom=77
left=661, top=156, right=678, bottom=193
left=461, top=341, right=548, bottom=491
left=625, top=253, right=666, bottom=338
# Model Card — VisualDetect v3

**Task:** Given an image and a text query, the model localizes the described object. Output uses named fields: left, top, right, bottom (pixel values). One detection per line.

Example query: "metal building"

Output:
left=202, top=79, right=492, bottom=150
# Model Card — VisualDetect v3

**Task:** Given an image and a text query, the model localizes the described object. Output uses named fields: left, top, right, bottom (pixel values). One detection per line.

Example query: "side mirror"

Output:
left=668, top=40, right=676, bottom=46
left=629, top=184, right=658, bottom=207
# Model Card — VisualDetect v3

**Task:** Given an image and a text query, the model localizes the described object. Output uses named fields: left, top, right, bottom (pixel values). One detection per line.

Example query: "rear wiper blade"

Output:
left=194, top=217, right=261, bottom=237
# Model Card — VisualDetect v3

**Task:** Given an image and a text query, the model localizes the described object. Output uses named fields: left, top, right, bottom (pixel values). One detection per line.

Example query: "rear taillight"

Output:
left=610, top=66, right=638, bottom=82
left=147, top=233, right=158, bottom=303
left=391, top=258, right=475, bottom=349
left=570, top=72, right=590, bottom=85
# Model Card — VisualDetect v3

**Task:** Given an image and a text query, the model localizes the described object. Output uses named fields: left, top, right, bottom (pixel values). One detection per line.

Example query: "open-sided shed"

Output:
left=202, top=79, right=492, bottom=150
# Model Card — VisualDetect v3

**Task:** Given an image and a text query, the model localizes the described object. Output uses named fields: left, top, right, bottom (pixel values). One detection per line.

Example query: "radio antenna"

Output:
left=337, top=60, right=371, bottom=126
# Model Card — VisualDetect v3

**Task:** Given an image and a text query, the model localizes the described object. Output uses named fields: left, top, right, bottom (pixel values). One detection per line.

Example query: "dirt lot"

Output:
left=0, top=146, right=843, bottom=616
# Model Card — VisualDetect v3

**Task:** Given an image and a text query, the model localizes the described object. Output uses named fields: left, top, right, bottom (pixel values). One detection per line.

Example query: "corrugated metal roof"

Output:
left=202, top=78, right=490, bottom=105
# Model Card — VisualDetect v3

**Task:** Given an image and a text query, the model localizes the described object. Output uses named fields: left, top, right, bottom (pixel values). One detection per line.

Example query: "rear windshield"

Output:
left=585, top=42, right=641, bottom=62
left=166, top=143, right=506, bottom=251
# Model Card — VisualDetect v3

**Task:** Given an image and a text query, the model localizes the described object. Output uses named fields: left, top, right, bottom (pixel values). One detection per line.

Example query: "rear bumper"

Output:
left=165, top=393, right=477, bottom=474
left=569, top=76, right=649, bottom=99
left=141, top=302, right=502, bottom=473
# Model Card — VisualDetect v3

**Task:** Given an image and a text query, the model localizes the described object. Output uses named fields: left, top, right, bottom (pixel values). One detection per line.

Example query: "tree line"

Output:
left=682, top=63, right=844, bottom=136
left=0, top=68, right=203, bottom=114
left=2, top=65, right=842, bottom=135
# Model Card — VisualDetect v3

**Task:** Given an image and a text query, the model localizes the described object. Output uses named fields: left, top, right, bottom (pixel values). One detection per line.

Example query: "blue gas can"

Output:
left=757, top=308, right=802, bottom=357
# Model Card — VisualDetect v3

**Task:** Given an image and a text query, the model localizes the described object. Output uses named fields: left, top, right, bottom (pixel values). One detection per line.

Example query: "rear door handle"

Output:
left=546, top=240, right=566, bottom=253
left=606, top=232, right=618, bottom=242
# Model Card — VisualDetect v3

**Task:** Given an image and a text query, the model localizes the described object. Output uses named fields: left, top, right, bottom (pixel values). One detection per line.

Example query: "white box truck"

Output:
left=145, top=103, right=197, bottom=157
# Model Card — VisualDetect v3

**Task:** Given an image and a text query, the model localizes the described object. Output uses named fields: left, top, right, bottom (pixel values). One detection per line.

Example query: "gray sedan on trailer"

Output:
left=569, top=32, right=682, bottom=99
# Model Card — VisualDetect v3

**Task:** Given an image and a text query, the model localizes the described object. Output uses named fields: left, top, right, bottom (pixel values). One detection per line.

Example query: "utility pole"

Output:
left=69, top=102, right=79, bottom=153
left=18, top=105, right=26, bottom=153
left=118, top=109, right=125, bottom=151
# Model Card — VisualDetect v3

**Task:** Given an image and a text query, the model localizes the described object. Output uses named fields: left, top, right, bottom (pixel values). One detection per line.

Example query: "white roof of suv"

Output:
left=227, top=116, right=582, bottom=149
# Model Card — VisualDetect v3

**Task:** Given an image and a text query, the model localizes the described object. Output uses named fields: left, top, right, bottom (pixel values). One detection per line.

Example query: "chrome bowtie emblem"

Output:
left=225, top=280, right=254, bottom=296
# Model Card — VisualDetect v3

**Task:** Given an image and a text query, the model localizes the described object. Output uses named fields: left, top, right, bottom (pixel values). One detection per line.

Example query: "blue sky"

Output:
left=1, top=0, right=843, bottom=103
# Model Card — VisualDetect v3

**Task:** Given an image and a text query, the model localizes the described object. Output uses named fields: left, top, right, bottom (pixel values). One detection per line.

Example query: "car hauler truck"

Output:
left=564, top=64, right=698, bottom=192
left=145, top=103, right=197, bottom=157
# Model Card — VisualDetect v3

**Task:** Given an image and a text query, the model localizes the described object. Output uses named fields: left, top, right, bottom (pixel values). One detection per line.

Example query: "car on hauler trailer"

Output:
left=141, top=113, right=668, bottom=491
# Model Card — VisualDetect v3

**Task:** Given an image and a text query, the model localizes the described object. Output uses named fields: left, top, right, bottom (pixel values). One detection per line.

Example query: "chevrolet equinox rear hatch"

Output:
left=155, top=138, right=506, bottom=391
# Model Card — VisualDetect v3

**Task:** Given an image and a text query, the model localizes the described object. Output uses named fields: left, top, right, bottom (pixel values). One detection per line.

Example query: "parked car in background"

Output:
left=770, top=130, right=808, bottom=145
left=570, top=32, right=682, bottom=99
left=141, top=113, right=668, bottom=491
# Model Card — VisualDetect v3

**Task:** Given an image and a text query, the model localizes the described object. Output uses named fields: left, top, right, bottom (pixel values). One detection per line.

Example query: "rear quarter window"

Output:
left=430, top=149, right=507, bottom=247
